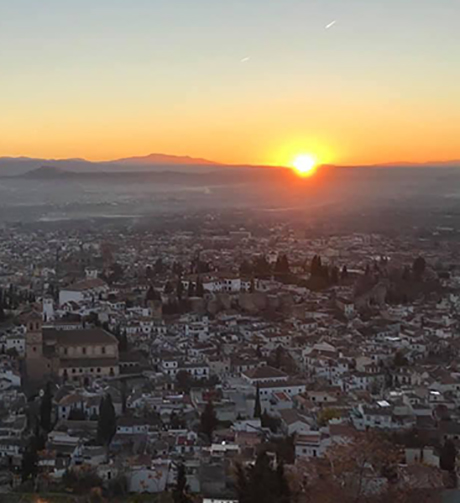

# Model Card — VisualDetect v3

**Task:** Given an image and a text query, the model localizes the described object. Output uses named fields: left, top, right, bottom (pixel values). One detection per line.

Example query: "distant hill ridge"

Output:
left=22, top=165, right=69, bottom=178
left=112, top=153, right=220, bottom=166
left=0, top=153, right=459, bottom=177
left=0, top=153, right=222, bottom=177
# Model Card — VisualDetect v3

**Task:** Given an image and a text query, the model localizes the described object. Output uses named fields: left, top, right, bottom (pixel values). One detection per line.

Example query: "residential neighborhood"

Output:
left=0, top=215, right=459, bottom=502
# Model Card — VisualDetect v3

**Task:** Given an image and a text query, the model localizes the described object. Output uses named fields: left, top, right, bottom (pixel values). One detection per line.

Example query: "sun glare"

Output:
left=292, top=154, right=318, bottom=177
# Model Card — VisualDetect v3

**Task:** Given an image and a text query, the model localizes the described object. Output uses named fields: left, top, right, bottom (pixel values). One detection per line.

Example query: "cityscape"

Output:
left=2, top=0, right=460, bottom=502
left=0, top=209, right=459, bottom=502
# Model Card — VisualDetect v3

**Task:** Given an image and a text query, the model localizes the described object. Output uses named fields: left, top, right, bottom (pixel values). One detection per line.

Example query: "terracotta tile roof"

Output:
left=63, top=278, right=108, bottom=291
left=243, top=365, right=287, bottom=380
left=44, top=328, right=118, bottom=346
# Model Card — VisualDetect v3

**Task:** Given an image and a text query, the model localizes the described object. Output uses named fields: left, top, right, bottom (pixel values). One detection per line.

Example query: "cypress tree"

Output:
left=172, top=463, right=192, bottom=503
left=97, top=394, right=117, bottom=446
left=200, top=401, right=218, bottom=443
left=21, top=435, right=39, bottom=482
left=39, top=382, right=53, bottom=433
left=440, top=440, right=457, bottom=472
left=176, top=280, right=184, bottom=301
left=254, top=384, right=262, bottom=418
left=196, top=277, right=204, bottom=297
left=235, top=452, right=291, bottom=503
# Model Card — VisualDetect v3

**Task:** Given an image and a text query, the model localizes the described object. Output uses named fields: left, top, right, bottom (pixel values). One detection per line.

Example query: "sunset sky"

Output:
left=1, top=0, right=459, bottom=166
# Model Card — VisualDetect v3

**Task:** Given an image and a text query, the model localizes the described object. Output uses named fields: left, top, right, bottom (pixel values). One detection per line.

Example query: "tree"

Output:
left=275, top=255, right=290, bottom=276
left=440, top=440, right=457, bottom=472
left=402, top=265, right=412, bottom=281
left=240, top=260, right=253, bottom=276
left=330, top=266, right=339, bottom=284
left=394, top=351, right=408, bottom=367
left=21, top=435, right=39, bottom=482
left=291, top=432, right=417, bottom=503
left=97, top=394, right=117, bottom=446
left=39, top=382, right=53, bottom=433
left=172, top=463, right=192, bottom=503
left=275, top=462, right=291, bottom=503
left=310, top=255, right=323, bottom=277
left=107, top=474, right=128, bottom=498
left=0, top=289, right=5, bottom=322
left=254, top=384, right=262, bottom=419
left=121, top=380, right=128, bottom=414
left=146, top=285, right=157, bottom=302
left=176, top=280, right=184, bottom=301
left=176, top=370, right=193, bottom=394
left=317, top=407, right=341, bottom=427
left=413, top=256, right=426, bottom=278
left=145, top=265, right=153, bottom=279
left=261, top=411, right=281, bottom=433
left=154, top=258, right=165, bottom=275
left=196, top=277, right=205, bottom=297
left=235, top=451, right=291, bottom=503
left=172, top=262, right=184, bottom=276
left=274, top=345, right=284, bottom=369
left=254, top=255, right=272, bottom=279
left=200, top=401, right=218, bottom=442
left=63, top=467, right=103, bottom=494
left=108, top=262, right=123, bottom=284
left=170, top=411, right=185, bottom=430
left=118, top=332, right=128, bottom=353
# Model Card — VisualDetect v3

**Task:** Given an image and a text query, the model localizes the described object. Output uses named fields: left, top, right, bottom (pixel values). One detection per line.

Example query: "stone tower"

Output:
left=25, top=311, right=43, bottom=360
left=23, top=311, right=50, bottom=386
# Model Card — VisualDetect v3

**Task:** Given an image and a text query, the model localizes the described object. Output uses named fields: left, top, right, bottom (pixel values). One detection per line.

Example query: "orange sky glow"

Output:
left=1, top=1, right=460, bottom=167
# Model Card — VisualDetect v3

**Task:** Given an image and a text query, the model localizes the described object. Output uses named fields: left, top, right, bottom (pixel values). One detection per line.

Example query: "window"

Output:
left=97, top=368, right=101, bottom=373
left=82, top=347, right=87, bottom=355
left=64, top=348, right=68, bottom=355
left=102, top=346, right=106, bottom=354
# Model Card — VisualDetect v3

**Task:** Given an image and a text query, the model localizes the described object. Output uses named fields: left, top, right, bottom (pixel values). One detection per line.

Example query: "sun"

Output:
left=292, top=154, right=318, bottom=177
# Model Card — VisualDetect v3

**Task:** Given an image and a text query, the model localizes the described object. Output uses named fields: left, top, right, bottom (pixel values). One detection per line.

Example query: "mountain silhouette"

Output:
left=111, top=153, right=219, bottom=166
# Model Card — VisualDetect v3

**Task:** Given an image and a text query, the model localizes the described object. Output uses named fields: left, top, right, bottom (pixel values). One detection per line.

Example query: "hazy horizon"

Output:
left=1, top=0, right=460, bottom=167
left=1, top=152, right=460, bottom=169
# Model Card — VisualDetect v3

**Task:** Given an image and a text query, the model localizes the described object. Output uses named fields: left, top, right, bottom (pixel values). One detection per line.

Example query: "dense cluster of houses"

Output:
left=0, top=223, right=460, bottom=498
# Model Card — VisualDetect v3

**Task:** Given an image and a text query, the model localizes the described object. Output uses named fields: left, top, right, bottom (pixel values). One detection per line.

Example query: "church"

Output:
left=23, top=312, right=120, bottom=385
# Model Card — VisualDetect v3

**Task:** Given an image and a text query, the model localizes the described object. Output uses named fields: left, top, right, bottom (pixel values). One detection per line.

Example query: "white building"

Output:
left=6, top=334, right=26, bottom=356
left=59, top=278, right=109, bottom=307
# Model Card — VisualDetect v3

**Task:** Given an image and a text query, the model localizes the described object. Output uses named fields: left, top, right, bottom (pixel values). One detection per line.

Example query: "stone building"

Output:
left=24, top=312, right=119, bottom=385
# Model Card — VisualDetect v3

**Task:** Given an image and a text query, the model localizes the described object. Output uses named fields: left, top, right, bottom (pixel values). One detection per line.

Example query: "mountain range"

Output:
left=0, top=153, right=459, bottom=177
left=0, top=153, right=222, bottom=176
left=112, top=153, right=219, bottom=166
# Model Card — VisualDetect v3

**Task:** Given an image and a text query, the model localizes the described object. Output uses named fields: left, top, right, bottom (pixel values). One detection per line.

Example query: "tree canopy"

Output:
left=254, top=384, right=262, bottom=418
left=97, top=394, right=117, bottom=446
left=39, top=382, right=53, bottom=433
left=200, top=401, right=218, bottom=442
left=235, top=451, right=291, bottom=503
left=172, top=463, right=192, bottom=503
